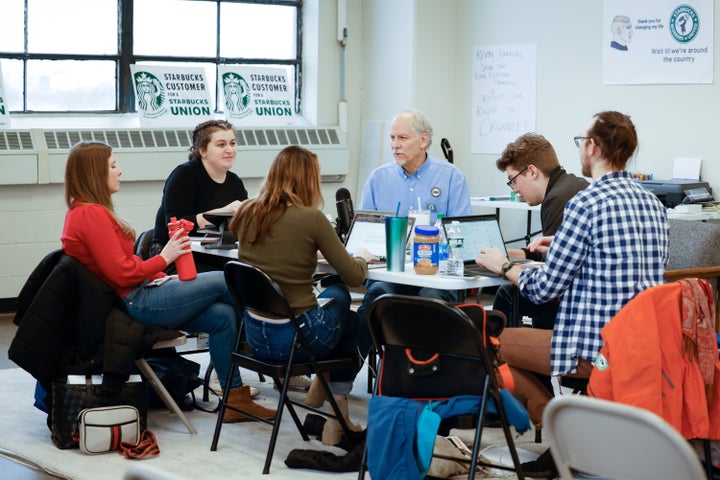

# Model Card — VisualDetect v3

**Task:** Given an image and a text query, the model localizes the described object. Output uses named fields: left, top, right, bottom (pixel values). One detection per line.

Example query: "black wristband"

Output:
left=501, top=261, right=514, bottom=279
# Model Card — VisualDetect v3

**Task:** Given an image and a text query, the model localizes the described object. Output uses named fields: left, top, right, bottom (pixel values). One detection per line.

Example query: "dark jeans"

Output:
left=493, top=284, right=559, bottom=330
left=243, top=284, right=367, bottom=395
left=357, top=280, right=460, bottom=321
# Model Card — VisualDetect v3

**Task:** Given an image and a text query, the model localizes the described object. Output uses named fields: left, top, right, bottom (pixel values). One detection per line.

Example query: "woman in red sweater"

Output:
left=61, top=141, right=273, bottom=423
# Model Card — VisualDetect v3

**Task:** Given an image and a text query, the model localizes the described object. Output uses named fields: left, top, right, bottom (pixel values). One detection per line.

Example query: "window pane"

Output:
left=27, top=60, right=116, bottom=111
left=28, top=0, right=117, bottom=54
left=220, top=4, right=296, bottom=59
left=0, top=60, right=25, bottom=111
left=0, top=0, right=25, bottom=53
left=135, top=0, right=217, bottom=57
left=135, top=61, right=217, bottom=110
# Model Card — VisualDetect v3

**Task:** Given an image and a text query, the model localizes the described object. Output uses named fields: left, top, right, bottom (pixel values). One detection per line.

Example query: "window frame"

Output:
left=0, top=0, right=302, bottom=114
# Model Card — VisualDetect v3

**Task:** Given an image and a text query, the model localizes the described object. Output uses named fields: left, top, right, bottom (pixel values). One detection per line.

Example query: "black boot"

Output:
left=521, top=448, right=558, bottom=478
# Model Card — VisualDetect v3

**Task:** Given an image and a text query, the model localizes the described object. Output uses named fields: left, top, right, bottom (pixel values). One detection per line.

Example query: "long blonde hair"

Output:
left=231, top=145, right=323, bottom=245
left=64, top=141, right=135, bottom=240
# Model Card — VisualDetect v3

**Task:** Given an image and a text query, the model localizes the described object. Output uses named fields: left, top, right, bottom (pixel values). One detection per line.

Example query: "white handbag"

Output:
left=78, top=405, right=141, bottom=454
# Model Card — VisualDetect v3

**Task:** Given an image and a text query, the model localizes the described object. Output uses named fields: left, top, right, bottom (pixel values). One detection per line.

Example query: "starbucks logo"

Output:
left=133, top=71, right=166, bottom=117
left=222, top=73, right=252, bottom=118
left=670, top=4, right=699, bottom=43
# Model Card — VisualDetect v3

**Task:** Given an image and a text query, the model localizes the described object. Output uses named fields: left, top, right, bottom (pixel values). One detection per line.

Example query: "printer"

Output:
left=637, top=179, right=712, bottom=207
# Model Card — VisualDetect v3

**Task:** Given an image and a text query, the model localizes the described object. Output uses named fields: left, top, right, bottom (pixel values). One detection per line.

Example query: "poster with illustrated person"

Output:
left=603, top=0, right=713, bottom=84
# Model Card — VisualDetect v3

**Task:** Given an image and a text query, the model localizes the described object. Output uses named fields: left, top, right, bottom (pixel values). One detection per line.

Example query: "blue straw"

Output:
left=395, top=201, right=401, bottom=217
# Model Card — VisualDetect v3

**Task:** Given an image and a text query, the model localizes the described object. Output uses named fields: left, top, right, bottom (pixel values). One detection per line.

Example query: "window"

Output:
left=0, top=0, right=301, bottom=114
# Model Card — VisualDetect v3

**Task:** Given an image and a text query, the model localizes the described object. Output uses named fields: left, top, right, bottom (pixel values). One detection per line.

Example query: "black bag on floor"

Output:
left=143, top=350, right=203, bottom=411
left=51, top=376, right=148, bottom=450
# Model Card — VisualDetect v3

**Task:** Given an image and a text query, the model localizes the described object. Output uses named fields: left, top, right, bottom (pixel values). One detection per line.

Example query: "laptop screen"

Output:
left=344, top=211, right=415, bottom=258
left=441, top=215, right=508, bottom=263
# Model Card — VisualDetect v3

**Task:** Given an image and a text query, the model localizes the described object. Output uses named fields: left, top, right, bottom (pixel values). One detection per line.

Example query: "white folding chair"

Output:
left=543, top=395, right=705, bottom=479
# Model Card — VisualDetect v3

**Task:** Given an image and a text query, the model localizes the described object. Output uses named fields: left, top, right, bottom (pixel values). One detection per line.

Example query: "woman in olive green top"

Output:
left=231, top=145, right=373, bottom=445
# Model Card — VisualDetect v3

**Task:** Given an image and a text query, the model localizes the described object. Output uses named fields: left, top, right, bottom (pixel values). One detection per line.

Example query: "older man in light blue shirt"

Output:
left=357, top=109, right=472, bottom=321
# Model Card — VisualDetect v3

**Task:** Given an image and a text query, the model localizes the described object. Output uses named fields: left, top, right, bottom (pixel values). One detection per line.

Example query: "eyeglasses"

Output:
left=574, top=136, right=590, bottom=148
left=506, top=166, right=529, bottom=188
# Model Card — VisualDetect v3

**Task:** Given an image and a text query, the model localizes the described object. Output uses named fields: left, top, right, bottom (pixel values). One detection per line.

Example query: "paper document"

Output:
left=672, top=157, right=702, bottom=180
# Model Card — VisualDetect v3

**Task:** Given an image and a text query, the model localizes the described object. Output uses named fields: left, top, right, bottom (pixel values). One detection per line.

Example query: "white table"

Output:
left=193, top=240, right=508, bottom=291
left=472, top=197, right=541, bottom=244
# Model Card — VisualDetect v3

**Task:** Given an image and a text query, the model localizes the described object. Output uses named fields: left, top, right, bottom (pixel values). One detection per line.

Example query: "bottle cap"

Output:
left=415, top=225, right=439, bottom=236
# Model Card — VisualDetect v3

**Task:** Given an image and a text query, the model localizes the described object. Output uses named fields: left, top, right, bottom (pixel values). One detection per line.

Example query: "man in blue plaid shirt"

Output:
left=476, top=110, right=668, bottom=478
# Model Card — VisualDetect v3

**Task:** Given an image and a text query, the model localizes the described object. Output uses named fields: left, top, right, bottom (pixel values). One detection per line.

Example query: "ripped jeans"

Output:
left=243, top=284, right=365, bottom=395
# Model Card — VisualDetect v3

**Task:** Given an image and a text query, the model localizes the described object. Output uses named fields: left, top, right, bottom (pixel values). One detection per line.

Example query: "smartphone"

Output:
left=145, top=276, right=171, bottom=288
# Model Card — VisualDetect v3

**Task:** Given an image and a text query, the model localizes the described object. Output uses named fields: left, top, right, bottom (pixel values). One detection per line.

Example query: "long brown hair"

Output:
left=230, top=145, right=323, bottom=245
left=64, top=141, right=135, bottom=240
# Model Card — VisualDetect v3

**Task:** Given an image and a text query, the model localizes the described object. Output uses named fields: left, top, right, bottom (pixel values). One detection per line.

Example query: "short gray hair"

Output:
left=394, top=109, right=433, bottom=148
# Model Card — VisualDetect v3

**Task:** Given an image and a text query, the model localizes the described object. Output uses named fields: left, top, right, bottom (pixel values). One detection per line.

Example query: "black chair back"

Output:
left=361, top=293, right=525, bottom=480
left=134, top=228, right=155, bottom=260
left=224, top=261, right=294, bottom=320
left=369, top=294, right=486, bottom=357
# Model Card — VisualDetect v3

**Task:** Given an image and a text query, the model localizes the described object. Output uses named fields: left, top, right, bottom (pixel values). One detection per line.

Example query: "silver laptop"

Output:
left=441, top=214, right=507, bottom=277
left=344, top=211, right=415, bottom=266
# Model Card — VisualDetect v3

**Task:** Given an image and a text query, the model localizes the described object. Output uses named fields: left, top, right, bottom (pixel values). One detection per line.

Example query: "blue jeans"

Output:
left=244, top=284, right=365, bottom=395
left=123, top=271, right=242, bottom=390
left=357, top=280, right=460, bottom=322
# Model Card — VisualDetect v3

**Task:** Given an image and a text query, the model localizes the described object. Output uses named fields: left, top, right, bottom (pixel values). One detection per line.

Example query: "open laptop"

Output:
left=344, top=210, right=415, bottom=267
left=441, top=214, right=508, bottom=277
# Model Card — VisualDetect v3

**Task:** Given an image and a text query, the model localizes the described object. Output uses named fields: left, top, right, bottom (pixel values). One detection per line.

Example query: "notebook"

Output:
left=344, top=211, right=415, bottom=266
left=441, top=214, right=508, bottom=277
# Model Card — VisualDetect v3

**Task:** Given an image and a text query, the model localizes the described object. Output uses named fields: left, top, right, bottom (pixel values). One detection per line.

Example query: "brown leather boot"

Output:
left=222, top=386, right=276, bottom=423
left=304, top=373, right=330, bottom=408
left=321, top=395, right=362, bottom=445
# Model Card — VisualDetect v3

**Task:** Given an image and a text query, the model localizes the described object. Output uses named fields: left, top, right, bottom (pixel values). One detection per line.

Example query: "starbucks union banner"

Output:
left=218, top=65, right=294, bottom=124
left=130, top=65, right=213, bottom=127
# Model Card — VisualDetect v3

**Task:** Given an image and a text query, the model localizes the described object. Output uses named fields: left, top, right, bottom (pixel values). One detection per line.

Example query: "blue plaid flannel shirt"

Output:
left=519, top=171, right=669, bottom=375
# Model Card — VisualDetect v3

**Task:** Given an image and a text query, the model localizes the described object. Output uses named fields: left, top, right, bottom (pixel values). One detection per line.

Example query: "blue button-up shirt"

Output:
left=358, top=155, right=472, bottom=222
left=519, top=171, right=669, bottom=375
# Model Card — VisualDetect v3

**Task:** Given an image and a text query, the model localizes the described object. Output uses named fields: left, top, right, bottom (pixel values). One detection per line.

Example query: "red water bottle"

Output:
left=167, top=217, right=197, bottom=281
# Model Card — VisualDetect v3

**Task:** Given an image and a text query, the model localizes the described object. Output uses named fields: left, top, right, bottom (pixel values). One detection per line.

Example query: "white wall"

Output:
left=358, top=0, right=720, bottom=248
left=3, top=0, right=720, bottom=300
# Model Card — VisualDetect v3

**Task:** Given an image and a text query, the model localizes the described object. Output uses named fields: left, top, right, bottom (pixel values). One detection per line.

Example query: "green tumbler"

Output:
left=385, top=216, right=408, bottom=272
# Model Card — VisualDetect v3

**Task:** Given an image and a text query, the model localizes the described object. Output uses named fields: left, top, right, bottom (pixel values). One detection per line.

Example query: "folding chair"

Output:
left=544, top=395, right=706, bottom=479
left=358, top=294, right=527, bottom=480
left=210, top=260, right=360, bottom=474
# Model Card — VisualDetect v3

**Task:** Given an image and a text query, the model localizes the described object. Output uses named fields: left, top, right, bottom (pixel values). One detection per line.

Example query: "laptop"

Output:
left=344, top=210, right=415, bottom=267
left=441, top=214, right=508, bottom=277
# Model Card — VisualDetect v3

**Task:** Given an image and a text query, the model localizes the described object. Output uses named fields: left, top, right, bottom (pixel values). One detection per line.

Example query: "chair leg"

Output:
left=366, top=347, right=376, bottom=394
left=202, top=362, right=214, bottom=402
left=135, top=358, right=197, bottom=435
left=704, top=439, right=713, bottom=480
left=357, top=438, right=369, bottom=479
left=210, top=360, right=237, bottom=451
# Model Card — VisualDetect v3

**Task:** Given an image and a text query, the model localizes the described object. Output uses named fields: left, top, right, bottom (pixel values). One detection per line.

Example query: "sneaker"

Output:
left=520, top=448, right=558, bottom=478
left=249, top=386, right=260, bottom=398
left=275, top=375, right=312, bottom=392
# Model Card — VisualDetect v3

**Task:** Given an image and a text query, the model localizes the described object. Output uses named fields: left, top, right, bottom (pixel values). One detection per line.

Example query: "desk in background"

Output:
left=472, top=197, right=541, bottom=245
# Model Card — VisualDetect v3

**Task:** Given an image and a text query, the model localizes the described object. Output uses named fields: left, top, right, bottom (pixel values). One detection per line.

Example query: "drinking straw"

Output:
left=395, top=201, right=401, bottom=217
left=417, top=196, right=422, bottom=212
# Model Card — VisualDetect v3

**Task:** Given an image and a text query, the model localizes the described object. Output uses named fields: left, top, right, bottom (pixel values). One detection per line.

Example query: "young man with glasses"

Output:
left=493, top=133, right=589, bottom=330
left=475, top=112, right=668, bottom=477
